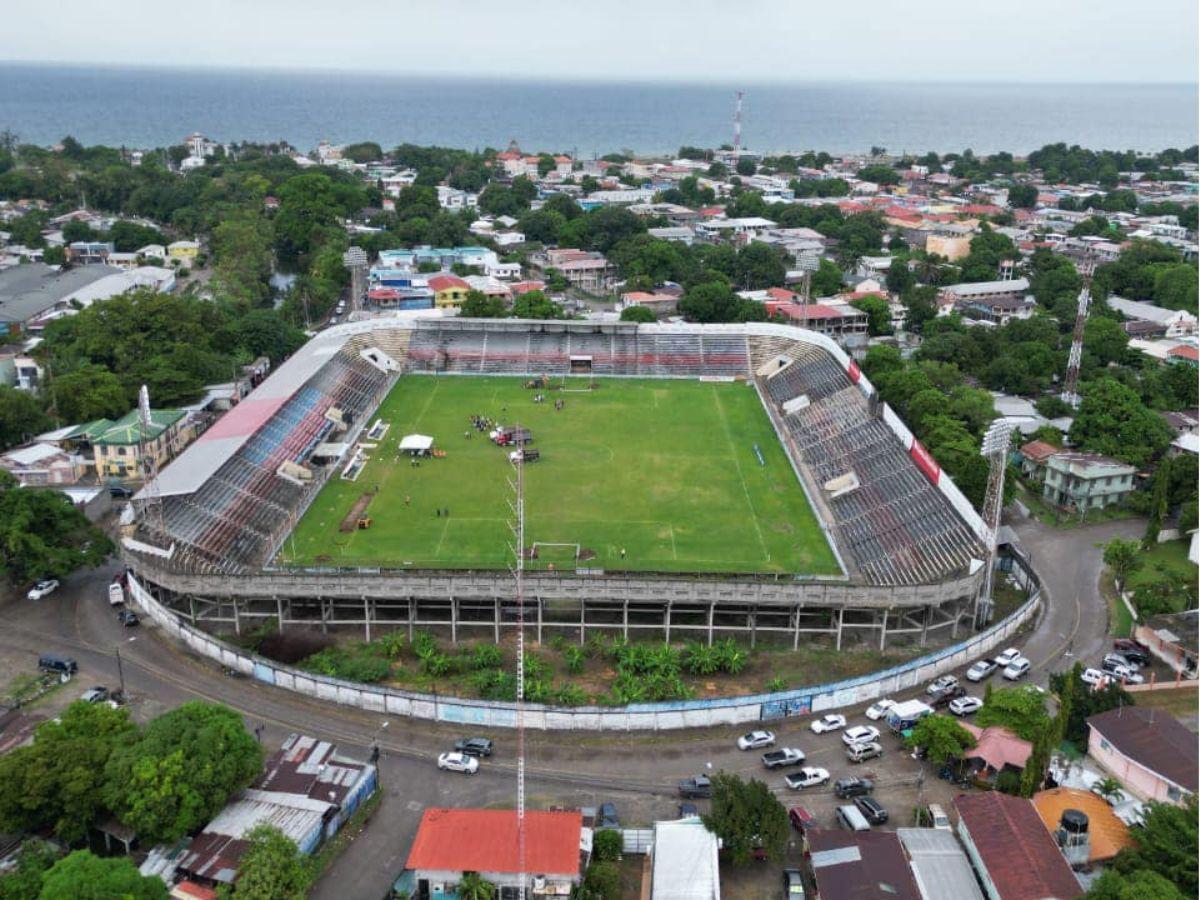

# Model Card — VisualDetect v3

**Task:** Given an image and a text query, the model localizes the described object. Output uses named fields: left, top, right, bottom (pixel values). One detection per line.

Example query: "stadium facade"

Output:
left=124, top=314, right=992, bottom=650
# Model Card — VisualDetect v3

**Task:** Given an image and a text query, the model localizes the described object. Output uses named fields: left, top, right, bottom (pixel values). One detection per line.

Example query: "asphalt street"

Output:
left=0, top=513, right=1141, bottom=900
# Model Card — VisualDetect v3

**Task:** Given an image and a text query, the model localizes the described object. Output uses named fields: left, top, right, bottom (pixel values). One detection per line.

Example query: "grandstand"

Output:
left=125, top=316, right=989, bottom=647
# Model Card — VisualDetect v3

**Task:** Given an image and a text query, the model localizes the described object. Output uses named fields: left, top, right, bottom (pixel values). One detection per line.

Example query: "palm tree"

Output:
left=457, top=872, right=496, bottom=900
left=1094, top=777, right=1124, bottom=804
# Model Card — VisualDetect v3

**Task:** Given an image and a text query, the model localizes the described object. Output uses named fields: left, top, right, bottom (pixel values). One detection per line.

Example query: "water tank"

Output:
left=1060, top=809, right=1089, bottom=836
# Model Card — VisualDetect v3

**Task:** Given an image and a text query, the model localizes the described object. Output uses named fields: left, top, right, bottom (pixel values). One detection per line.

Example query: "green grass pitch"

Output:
left=282, top=376, right=841, bottom=575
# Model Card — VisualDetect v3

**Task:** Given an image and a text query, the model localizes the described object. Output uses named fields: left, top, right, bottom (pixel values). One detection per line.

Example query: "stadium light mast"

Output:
left=137, top=385, right=165, bottom=543
left=342, top=246, right=368, bottom=315
left=733, top=91, right=745, bottom=153
left=976, top=419, right=1015, bottom=628
left=506, top=453, right=528, bottom=896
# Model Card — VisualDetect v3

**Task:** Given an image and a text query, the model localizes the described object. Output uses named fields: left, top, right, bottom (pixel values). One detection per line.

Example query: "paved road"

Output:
left=0, top=517, right=1138, bottom=899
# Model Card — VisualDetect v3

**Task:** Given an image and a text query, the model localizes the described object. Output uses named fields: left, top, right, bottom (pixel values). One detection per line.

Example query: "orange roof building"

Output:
left=1032, top=788, right=1134, bottom=863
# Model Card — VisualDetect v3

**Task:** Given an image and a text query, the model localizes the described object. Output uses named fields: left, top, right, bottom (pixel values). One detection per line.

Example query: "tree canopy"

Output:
left=905, top=713, right=976, bottom=764
left=702, top=771, right=789, bottom=865
left=37, top=851, right=167, bottom=900
left=0, top=472, right=112, bottom=585
left=221, top=825, right=313, bottom=900
left=1069, top=378, right=1173, bottom=467
left=973, top=685, right=1050, bottom=741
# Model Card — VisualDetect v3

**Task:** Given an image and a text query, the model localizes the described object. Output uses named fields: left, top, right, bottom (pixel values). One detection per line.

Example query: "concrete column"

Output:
left=623, top=599, right=629, bottom=641
left=407, top=597, right=414, bottom=642
left=319, top=596, right=327, bottom=635
left=363, top=595, right=371, bottom=642
left=188, top=595, right=196, bottom=624
left=664, top=602, right=671, bottom=644
left=449, top=596, right=458, bottom=645
left=275, top=595, right=284, bottom=633
left=709, top=602, right=716, bottom=647
left=835, top=607, right=844, bottom=651
left=232, top=596, right=241, bottom=636
left=579, top=601, right=586, bottom=646
left=921, top=605, right=931, bottom=646
left=879, top=608, right=888, bottom=651
left=536, top=597, right=543, bottom=645
left=951, top=599, right=961, bottom=639
left=750, top=607, right=757, bottom=649
left=494, top=597, right=500, bottom=643
left=792, top=605, right=800, bottom=651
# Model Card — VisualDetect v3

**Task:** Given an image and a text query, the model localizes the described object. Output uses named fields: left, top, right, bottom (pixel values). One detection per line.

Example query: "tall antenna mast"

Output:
left=506, top=452, right=527, bottom=896
left=733, top=91, right=745, bottom=152
left=1061, top=265, right=1095, bottom=409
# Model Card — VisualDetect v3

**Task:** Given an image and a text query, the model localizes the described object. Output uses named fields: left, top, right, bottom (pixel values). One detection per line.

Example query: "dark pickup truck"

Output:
left=678, top=775, right=713, bottom=798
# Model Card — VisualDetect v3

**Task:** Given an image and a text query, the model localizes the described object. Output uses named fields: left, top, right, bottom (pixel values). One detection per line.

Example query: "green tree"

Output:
left=857, top=165, right=899, bottom=185
left=735, top=157, right=756, bottom=176
left=886, top=258, right=915, bottom=294
left=580, top=861, right=620, bottom=900
left=0, top=840, right=60, bottom=900
left=1086, top=869, right=1186, bottom=900
left=42, top=245, right=67, bottom=266
left=459, top=290, right=510, bottom=319
left=1109, top=799, right=1198, bottom=897
left=1019, top=721, right=1052, bottom=797
left=592, top=829, right=623, bottom=862
left=902, top=285, right=938, bottom=333
left=211, top=213, right=275, bottom=309
left=103, top=702, right=263, bottom=843
left=342, top=141, right=383, bottom=163
left=850, top=294, right=892, bottom=335
left=510, top=290, right=566, bottom=320
left=1093, top=777, right=1124, bottom=803
left=904, top=714, right=976, bottom=764
left=619, top=304, right=656, bottom=323
left=1103, top=538, right=1143, bottom=591
left=1083, top=316, right=1129, bottom=366
left=1008, top=183, right=1038, bottom=208
left=232, top=309, right=307, bottom=364
left=38, top=851, right=167, bottom=900
left=810, top=258, right=844, bottom=297
left=702, top=772, right=789, bottom=865
left=974, top=685, right=1049, bottom=740
left=47, top=364, right=128, bottom=422
left=222, top=825, right=313, bottom=900
left=1069, top=378, right=1172, bottom=467
left=735, top=242, right=787, bottom=290
left=0, top=473, right=112, bottom=584
left=1046, top=672, right=1134, bottom=745
left=0, top=703, right=136, bottom=843
left=0, top=386, right=52, bottom=451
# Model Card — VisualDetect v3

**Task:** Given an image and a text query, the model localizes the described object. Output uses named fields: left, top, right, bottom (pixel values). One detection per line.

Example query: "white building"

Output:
left=1107, top=296, right=1198, bottom=338
left=650, top=818, right=720, bottom=900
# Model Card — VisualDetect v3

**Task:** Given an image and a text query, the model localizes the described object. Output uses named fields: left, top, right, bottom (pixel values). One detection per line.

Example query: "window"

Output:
left=1100, top=738, right=1111, bottom=751
left=1167, top=785, right=1182, bottom=802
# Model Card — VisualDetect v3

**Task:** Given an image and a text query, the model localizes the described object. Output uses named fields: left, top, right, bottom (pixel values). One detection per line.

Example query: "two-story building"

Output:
left=92, top=408, right=191, bottom=482
left=1041, top=452, right=1136, bottom=511
left=427, top=274, right=473, bottom=310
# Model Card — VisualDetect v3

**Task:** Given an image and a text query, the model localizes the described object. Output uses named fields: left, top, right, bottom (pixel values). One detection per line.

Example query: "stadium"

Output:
left=123, top=316, right=991, bottom=651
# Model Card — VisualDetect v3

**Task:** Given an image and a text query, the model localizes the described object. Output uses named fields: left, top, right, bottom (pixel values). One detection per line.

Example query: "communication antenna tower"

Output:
left=733, top=91, right=745, bottom=152
left=137, top=385, right=165, bottom=541
left=506, top=452, right=528, bottom=896
left=342, top=246, right=368, bottom=314
left=975, top=419, right=1015, bottom=627
left=1060, top=268, right=1094, bottom=409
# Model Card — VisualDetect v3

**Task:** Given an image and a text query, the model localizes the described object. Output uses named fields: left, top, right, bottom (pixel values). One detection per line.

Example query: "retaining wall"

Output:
left=126, top=552, right=1042, bottom=732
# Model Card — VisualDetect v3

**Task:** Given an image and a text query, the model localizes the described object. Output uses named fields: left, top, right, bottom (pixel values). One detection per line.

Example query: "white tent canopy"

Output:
left=398, top=434, right=434, bottom=453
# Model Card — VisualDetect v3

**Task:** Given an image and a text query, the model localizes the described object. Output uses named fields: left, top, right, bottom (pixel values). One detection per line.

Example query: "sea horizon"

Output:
left=1, top=61, right=1196, bottom=157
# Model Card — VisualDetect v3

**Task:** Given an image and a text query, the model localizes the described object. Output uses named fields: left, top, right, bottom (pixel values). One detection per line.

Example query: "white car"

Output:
left=785, top=767, right=830, bottom=790
left=994, top=648, right=1021, bottom=667
left=1002, top=657, right=1031, bottom=680
left=948, top=696, right=984, bottom=717
left=842, top=725, right=881, bottom=746
left=437, top=751, right=479, bottom=774
left=1081, top=668, right=1108, bottom=687
left=966, top=660, right=998, bottom=682
left=1105, top=664, right=1144, bottom=685
left=810, top=714, right=847, bottom=734
left=737, top=730, right=776, bottom=750
left=27, top=579, right=60, bottom=600
left=926, top=675, right=959, bottom=695
left=864, top=699, right=895, bottom=720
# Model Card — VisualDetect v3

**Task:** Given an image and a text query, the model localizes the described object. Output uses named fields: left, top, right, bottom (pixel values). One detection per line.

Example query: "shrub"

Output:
left=583, top=861, right=621, bottom=900
left=766, top=676, right=786, bottom=693
left=995, top=770, right=1021, bottom=795
left=593, top=829, right=623, bottom=862
left=376, top=632, right=407, bottom=659
left=715, top=638, right=748, bottom=674
left=411, top=631, right=438, bottom=661
left=553, top=684, right=588, bottom=706
left=562, top=645, right=585, bottom=674
left=423, top=652, right=453, bottom=677
left=300, top=647, right=390, bottom=683
left=470, top=644, right=503, bottom=670
left=524, top=654, right=549, bottom=681
left=683, top=641, right=721, bottom=676
left=257, top=630, right=332, bottom=665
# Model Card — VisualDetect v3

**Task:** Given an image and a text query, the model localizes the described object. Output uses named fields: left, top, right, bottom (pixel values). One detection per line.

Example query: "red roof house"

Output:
left=401, top=809, right=585, bottom=894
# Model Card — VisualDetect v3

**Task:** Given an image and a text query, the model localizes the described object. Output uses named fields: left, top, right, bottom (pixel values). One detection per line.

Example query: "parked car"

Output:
left=864, top=698, right=895, bottom=720
left=762, top=748, right=806, bottom=769
left=436, top=751, right=479, bottom=774
left=597, top=802, right=620, bottom=829
left=1081, top=667, right=1108, bottom=687
left=38, top=654, right=77, bottom=677
left=27, top=580, right=60, bottom=601
left=1113, top=639, right=1150, bottom=666
left=108, top=486, right=134, bottom=499
left=108, top=583, right=125, bottom=607
left=931, top=686, right=968, bottom=708
left=454, top=737, right=494, bottom=757
left=1102, top=652, right=1141, bottom=671
left=854, top=796, right=889, bottom=825
left=1101, top=661, right=1144, bottom=684
left=788, top=805, right=817, bottom=834
left=737, top=730, right=776, bottom=750
left=926, top=675, right=959, bottom=695
left=785, top=767, right=830, bottom=790
left=810, top=714, right=846, bottom=734
left=994, top=648, right=1022, bottom=667
left=80, top=686, right=110, bottom=704
left=117, top=610, right=140, bottom=627
left=783, top=868, right=806, bottom=899
left=678, top=776, right=713, bottom=799
left=678, top=802, right=699, bottom=818
left=1002, top=657, right=1031, bottom=680
left=842, top=725, right=880, bottom=747
left=924, top=803, right=952, bottom=831
left=833, top=777, right=874, bottom=799
left=846, top=741, right=883, bottom=763
left=948, top=696, right=983, bottom=716
left=966, top=660, right=998, bottom=682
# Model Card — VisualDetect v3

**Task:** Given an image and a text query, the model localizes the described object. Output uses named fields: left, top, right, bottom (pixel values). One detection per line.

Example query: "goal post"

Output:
left=529, top=541, right=582, bottom=568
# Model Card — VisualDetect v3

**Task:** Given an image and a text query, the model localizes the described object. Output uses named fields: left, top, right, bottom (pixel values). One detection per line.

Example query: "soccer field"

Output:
left=282, top=376, right=841, bottom=575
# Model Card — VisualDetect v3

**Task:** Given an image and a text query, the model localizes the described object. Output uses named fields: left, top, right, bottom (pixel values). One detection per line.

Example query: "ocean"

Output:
left=0, top=63, right=1196, bottom=157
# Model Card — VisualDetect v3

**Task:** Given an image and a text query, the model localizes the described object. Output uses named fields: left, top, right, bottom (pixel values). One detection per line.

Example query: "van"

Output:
left=108, top=583, right=125, bottom=607
left=835, top=804, right=871, bottom=832
left=38, top=654, right=78, bottom=677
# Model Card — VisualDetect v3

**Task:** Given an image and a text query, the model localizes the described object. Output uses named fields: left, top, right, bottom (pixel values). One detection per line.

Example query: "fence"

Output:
left=126, top=550, right=1042, bottom=732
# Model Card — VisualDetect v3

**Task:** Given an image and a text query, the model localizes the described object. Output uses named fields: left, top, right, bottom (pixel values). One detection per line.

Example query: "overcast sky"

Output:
left=4, top=0, right=1197, bottom=83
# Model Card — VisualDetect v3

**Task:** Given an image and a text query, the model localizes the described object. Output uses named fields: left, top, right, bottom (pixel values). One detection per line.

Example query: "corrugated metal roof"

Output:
left=651, top=819, right=720, bottom=900
left=896, top=828, right=984, bottom=900
left=406, top=808, right=582, bottom=876
left=807, top=830, right=921, bottom=900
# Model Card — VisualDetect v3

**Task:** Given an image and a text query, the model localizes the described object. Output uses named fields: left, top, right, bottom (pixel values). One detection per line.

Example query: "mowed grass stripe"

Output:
left=283, top=376, right=840, bottom=575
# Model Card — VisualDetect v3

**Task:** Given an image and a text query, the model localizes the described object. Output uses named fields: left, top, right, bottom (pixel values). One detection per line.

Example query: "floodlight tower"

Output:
left=137, top=385, right=165, bottom=542
left=733, top=91, right=745, bottom=153
left=976, top=419, right=1015, bottom=627
left=506, top=454, right=528, bottom=896
left=342, top=246, right=368, bottom=313
left=1060, top=272, right=1094, bottom=409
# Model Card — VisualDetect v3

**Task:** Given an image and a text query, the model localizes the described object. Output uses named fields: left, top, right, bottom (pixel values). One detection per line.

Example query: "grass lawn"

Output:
left=283, top=375, right=839, bottom=575
left=1126, top=538, right=1198, bottom=596
left=1133, top=687, right=1199, bottom=720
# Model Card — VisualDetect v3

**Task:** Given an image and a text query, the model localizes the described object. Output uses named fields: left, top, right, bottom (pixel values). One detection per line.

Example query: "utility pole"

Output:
left=115, top=646, right=125, bottom=697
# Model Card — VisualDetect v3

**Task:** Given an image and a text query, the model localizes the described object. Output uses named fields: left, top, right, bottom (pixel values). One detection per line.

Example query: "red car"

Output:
left=789, top=805, right=817, bottom=834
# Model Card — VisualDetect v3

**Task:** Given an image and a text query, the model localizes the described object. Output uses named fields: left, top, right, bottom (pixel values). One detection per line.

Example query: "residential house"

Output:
left=1086, top=706, right=1198, bottom=805
left=1107, top=296, right=1198, bottom=339
left=954, top=792, right=1080, bottom=900
left=427, top=274, right=472, bottom=310
left=377, top=246, right=500, bottom=273
left=694, top=216, right=777, bottom=243
left=1017, top=440, right=1060, bottom=482
left=1042, top=452, right=1136, bottom=510
left=647, top=226, right=696, bottom=245
left=619, top=291, right=679, bottom=316
left=463, top=274, right=512, bottom=302
left=806, top=829, right=921, bottom=900
left=650, top=818, right=720, bottom=900
left=0, top=443, right=86, bottom=486
left=959, top=723, right=1033, bottom=787
left=538, top=249, right=611, bottom=294
left=895, top=828, right=985, bottom=900
left=764, top=296, right=869, bottom=337
left=92, top=408, right=191, bottom=482
left=938, top=279, right=1033, bottom=322
left=394, top=809, right=587, bottom=899
left=1134, top=609, right=1198, bottom=677
left=167, top=241, right=201, bottom=267
left=67, top=241, right=114, bottom=265
left=1031, top=788, right=1134, bottom=866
